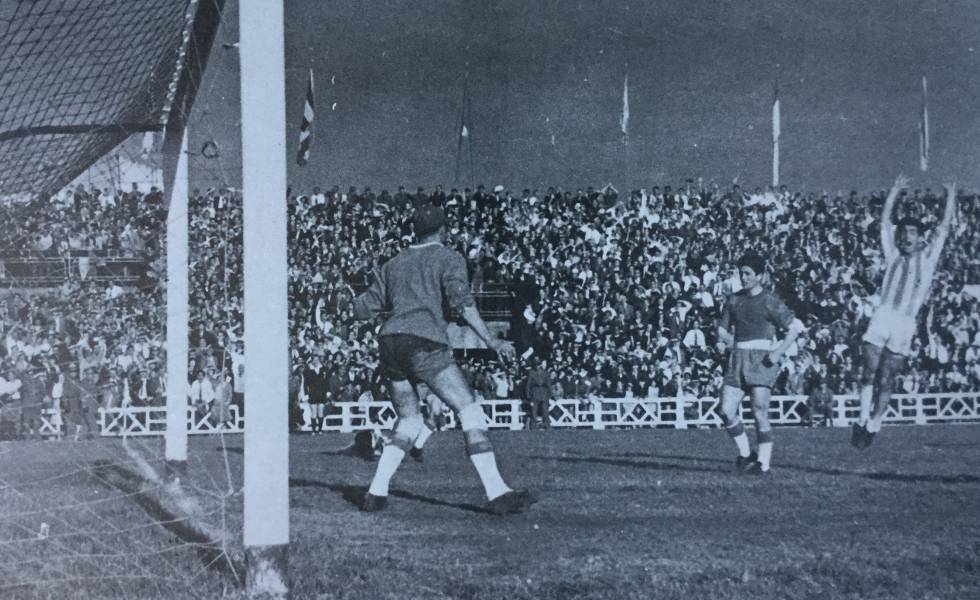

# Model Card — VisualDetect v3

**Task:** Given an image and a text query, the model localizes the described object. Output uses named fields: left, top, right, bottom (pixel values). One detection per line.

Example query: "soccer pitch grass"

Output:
left=2, top=426, right=979, bottom=599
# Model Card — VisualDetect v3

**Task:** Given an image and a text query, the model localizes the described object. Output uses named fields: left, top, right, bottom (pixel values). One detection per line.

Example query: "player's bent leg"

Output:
left=867, top=349, right=906, bottom=439
left=852, top=342, right=884, bottom=448
left=721, top=385, right=753, bottom=469
left=426, top=365, right=535, bottom=513
left=363, top=378, right=420, bottom=509
left=859, top=342, right=883, bottom=424
left=749, top=387, right=773, bottom=473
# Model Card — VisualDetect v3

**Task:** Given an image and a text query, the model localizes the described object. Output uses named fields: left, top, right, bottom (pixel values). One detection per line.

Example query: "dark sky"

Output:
left=189, top=0, right=980, bottom=194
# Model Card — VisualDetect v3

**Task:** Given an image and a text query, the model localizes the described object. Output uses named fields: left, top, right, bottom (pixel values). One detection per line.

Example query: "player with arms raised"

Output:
left=352, top=204, right=535, bottom=514
left=717, top=253, right=806, bottom=475
left=852, top=176, right=957, bottom=448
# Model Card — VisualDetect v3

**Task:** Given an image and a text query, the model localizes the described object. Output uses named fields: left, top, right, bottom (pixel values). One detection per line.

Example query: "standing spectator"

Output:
left=806, top=378, right=835, bottom=427
left=524, top=359, right=553, bottom=430
left=304, top=354, right=328, bottom=435
left=188, top=370, right=215, bottom=424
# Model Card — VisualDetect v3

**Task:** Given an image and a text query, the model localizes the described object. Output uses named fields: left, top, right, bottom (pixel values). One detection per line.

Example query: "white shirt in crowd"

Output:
left=188, top=378, right=216, bottom=404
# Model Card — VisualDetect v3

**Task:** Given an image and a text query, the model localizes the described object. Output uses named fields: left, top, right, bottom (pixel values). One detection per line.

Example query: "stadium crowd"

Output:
left=0, top=179, right=979, bottom=437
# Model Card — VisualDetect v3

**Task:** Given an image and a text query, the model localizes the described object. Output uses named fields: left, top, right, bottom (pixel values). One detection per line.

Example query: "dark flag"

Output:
left=296, top=68, right=314, bottom=166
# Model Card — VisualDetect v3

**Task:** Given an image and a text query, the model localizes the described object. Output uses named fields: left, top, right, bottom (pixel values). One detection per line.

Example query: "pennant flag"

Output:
left=919, top=75, right=929, bottom=172
left=772, top=78, right=781, bottom=187
left=619, top=74, right=629, bottom=141
left=296, top=68, right=314, bottom=166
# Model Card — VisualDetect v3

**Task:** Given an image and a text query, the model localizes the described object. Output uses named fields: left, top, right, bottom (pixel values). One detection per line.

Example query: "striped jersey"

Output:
left=877, top=227, right=945, bottom=318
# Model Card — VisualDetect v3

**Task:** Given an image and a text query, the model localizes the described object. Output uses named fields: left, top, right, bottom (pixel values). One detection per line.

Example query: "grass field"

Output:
left=2, top=425, right=979, bottom=599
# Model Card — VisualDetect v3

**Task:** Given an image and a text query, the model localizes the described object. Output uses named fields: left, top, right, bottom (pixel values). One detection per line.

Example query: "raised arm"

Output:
left=930, top=182, right=957, bottom=257
left=880, top=174, right=908, bottom=259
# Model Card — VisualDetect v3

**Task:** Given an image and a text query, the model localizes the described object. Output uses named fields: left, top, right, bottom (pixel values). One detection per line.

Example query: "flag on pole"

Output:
left=772, top=79, right=780, bottom=187
left=296, top=68, right=314, bottom=166
left=455, top=73, right=472, bottom=184
left=919, top=75, right=929, bottom=172
left=619, top=74, right=629, bottom=142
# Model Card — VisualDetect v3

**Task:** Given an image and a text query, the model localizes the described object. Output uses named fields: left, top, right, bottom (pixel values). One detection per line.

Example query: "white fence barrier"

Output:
left=20, top=392, right=976, bottom=438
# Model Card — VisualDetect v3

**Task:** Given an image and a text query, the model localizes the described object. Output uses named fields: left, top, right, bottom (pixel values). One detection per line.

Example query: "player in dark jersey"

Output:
left=352, top=204, right=535, bottom=515
left=717, top=253, right=805, bottom=474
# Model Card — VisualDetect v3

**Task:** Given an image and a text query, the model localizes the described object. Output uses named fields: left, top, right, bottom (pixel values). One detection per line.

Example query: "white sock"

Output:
left=367, top=445, right=405, bottom=497
left=733, top=433, right=751, bottom=457
left=758, top=442, right=773, bottom=470
left=469, top=451, right=511, bottom=501
left=866, top=416, right=883, bottom=433
left=859, top=385, right=873, bottom=424
left=414, top=424, right=433, bottom=449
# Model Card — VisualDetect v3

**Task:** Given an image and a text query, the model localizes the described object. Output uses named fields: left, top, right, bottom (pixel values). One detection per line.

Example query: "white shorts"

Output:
left=862, top=306, right=917, bottom=356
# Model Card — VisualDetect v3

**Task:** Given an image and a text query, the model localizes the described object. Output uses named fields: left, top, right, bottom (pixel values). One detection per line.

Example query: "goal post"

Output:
left=240, top=0, right=290, bottom=595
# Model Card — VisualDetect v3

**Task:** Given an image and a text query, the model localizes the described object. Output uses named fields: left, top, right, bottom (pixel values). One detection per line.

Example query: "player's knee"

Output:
left=458, top=403, right=487, bottom=432
left=875, top=372, right=896, bottom=395
left=724, top=420, right=745, bottom=438
left=391, top=416, right=423, bottom=451
left=463, top=430, right=494, bottom=456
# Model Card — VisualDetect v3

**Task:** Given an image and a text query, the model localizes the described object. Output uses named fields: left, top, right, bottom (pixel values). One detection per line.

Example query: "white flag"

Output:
left=619, top=75, right=629, bottom=138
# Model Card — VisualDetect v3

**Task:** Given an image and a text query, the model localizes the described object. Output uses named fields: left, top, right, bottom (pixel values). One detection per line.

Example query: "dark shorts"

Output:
left=379, top=334, right=454, bottom=384
left=724, top=348, right=779, bottom=390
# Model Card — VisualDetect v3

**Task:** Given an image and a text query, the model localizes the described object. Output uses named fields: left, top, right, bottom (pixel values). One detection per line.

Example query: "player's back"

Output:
left=376, top=242, right=472, bottom=345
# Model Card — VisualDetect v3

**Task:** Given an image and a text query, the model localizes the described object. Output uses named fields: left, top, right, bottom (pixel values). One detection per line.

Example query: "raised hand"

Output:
left=489, top=338, right=516, bottom=360
left=893, top=174, right=910, bottom=191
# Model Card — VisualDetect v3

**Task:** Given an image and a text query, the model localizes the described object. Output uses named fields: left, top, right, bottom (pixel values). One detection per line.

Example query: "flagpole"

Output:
left=621, top=69, right=629, bottom=193
left=920, top=75, right=929, bottom=172
left=772, top=77, right=780, bottom=188
left=455, top=70, right=470, bottom=187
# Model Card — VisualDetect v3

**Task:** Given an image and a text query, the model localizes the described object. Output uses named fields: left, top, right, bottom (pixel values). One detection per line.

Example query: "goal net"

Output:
left=0, top=0, right=220, bottom=201
left=0, top=1, right=238, bottom=598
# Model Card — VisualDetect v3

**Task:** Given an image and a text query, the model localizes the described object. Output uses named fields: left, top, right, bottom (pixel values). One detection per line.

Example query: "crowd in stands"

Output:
left=283, top=181, right=980, bottom=408
left=1, top=178, right=979, bottom=437
left=0, top=184, right=165, bottom=259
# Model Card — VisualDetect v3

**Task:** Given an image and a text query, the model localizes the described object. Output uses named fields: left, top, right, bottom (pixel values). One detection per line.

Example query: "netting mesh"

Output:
left=0, top=0, right=194, bottom=198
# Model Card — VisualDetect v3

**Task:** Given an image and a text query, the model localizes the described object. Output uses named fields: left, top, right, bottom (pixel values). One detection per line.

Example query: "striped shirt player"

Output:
left=853, top=176, right=957, bottom=449
left=863, top=184, right=955, bottom=356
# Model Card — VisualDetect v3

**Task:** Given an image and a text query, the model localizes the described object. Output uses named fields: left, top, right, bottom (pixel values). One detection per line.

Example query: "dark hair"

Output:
left=895, top=216, right=924, bottom=235
left=413, top=205, right=446, bottom=237
left=736, top=252, right=767, bottom=275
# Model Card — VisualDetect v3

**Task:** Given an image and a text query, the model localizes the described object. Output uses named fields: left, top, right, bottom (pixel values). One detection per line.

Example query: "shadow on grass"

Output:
left=602, top=452, right=980, bottom=485
left=527, top=454, right=731, bottom=475
left=217, top=444, right=376, bottom=462
left=289, top=477, right=493, bottom=514
left=91, top=460, right=244, bottom=585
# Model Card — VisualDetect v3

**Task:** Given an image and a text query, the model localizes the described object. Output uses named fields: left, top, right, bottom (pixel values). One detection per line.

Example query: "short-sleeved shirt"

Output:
left=719, top=289, right=795, bottom=343
left=353, top=242, right=475, bottom=346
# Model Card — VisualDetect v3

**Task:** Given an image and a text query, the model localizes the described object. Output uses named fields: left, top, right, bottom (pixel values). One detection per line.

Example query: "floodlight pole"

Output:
left=165, top=130, right=189, bottom=475
left=240, top=0, right=290, bottom=596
